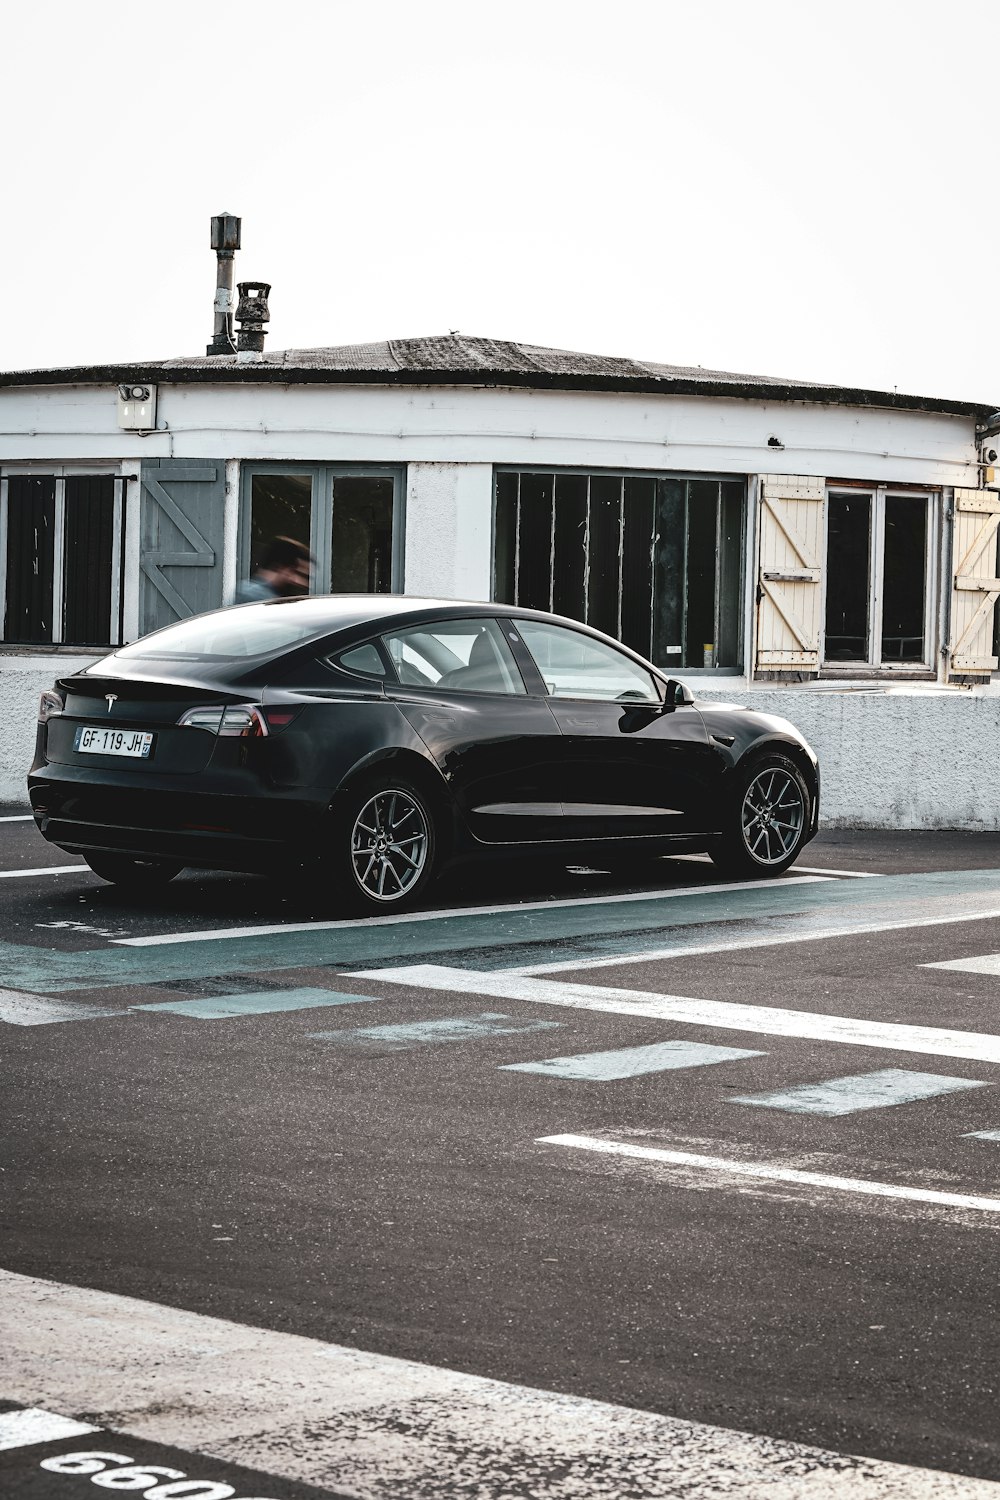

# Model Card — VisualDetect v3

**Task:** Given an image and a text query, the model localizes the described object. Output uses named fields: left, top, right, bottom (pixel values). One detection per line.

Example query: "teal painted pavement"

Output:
left=5, top=867, right=1000, bottom=996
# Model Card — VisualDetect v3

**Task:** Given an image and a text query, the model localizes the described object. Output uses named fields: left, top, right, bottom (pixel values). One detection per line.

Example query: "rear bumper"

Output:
left=28, top=767, right=326, bottom=873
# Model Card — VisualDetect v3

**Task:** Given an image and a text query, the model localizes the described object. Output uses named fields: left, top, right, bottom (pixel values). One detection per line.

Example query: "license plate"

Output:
left=74, top=726, right=155, bottom=759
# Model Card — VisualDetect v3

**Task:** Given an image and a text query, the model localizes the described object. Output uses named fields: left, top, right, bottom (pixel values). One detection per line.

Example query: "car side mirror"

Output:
left=663, top=678, right=695, bottom=708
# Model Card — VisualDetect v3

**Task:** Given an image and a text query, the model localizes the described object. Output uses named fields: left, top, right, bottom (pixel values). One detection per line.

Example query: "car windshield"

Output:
left=111, top=603, right=338, bottom=660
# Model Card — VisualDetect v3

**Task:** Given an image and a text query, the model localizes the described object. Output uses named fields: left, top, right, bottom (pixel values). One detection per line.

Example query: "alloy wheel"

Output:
left=740, top=766, right=805, bottom=866
left=350, top=788, right=430, bottom=902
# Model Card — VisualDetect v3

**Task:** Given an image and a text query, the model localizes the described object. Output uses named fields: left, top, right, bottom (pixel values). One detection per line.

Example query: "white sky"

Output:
left=4, top=0, right=998, bottom=404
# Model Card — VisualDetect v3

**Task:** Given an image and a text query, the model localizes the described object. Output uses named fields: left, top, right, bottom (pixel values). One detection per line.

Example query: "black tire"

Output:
left=84, top=853, right=183, bottom=887
left=709, top=754, right=810, bottom=878
left=332, top=777, right=439, bottom=913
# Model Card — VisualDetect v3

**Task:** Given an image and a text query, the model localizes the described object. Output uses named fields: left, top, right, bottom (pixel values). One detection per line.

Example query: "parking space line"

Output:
left=0, top=989, right=124, bottom=1026
left=359, top=964, right=1000, bottom=1063
left=924, top=953, right=1000, bottom=976
left=0, top=865, right=85, bottom=879
left=0, top=814, right=33, bottom=823
left=731, top=1068, right=989, bottom=1116
left=964, top=1130, right=1000, bottom=1141
left=540, top=1136, right=1000, bottom=1214
left=310, top=1012, right=563, bottom=1051
left=500, top=1039, right=764, bottom=1081
left=133, top=987, right=376, bottom=1020
left=113, top=874, right=830, bottom=947
left=793, top=865, right=882, bottom=878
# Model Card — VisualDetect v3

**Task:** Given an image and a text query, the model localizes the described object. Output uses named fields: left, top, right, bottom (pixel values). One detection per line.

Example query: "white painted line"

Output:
left=0, top=813, right=33, bottom=823
left=0, top=1406, right=99, bottom=1451
left=541, top=1135, right=1000, bottom=1215
left=793, top=865, right=882, bottom=878
left=112, top=873, right=830, bottom=947
left=358, top=964, right=1000, bottom=1063
left=964, top=1130, right=1000, bottom=1141
left=508, top=902, right=1000, bottom=974
left=731, top=1068, right=989, bottom=1116
left=500, top=1038, right=764, bottom=1081
left=4, top=1269, right=998, bottom=1497
left=0, top=864, right=85, bottom=879
left=0, top=989, right=123, bottom=1027
left=924, top=953, right=1000, bottom=976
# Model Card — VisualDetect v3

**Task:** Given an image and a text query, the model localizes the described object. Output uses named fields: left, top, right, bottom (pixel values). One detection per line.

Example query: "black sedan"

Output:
left=29, top=597, right=820, bottom=911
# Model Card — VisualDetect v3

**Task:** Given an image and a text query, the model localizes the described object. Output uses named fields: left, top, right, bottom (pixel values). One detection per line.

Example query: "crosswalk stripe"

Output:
left=540, top=1136, right=1000, bottom=1215
left=357, top=964, right=1000, bottom=1064
left=0, top=1407, right=99, bottom=1451
left=5, top=1269, right=999, bottom=1496
left=731, top=1068, right=989, bottom=1116
left=309, top=1012, right=562, bottom=1051
left=134, top=987, right=376, bottom=1020
left=500, top=1039, right=764, bottom=1081
left=924, top=953, right=1000, bottom=976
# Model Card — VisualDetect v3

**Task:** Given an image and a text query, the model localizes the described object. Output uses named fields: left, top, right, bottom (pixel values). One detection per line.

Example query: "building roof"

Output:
left=0, top=333, right=993, bottom=419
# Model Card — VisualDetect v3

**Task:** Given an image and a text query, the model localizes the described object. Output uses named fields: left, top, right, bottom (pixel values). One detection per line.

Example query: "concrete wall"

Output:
left=699, top=684, right=998, bottom=829
left=1, top=654, right=97, bottom=808
left=404, top=463, right=493, bottom=599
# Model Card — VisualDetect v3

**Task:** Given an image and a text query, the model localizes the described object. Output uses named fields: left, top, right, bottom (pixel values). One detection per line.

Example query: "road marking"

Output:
left=0, top=864, right=85, bottom=879
left=359, top=964, right=1000, bottom=1063
left=113, top=874, right=829, bottom=947
left=0, top=1407, right=99, bottom=1451
left=0, top=989, right=123, bottom=1027
left=500, top=1038, right=764, bottom=1081
left=133, top=986, right=377, bottom=1021
left=5, top=1269, right=999, bottom=1498
left=309, top=1011, right=562, bottom=1051
left=793, top=865, right=881, bottom=878
left=0, top=813, right=33, bottom=823
left=924, top=952, right=1000, bottom=976
left=508, top=901, right=1000, bottom=974
left=731, top=1068, right=989, bottom=1116
left=964, top=1130, right=1000, bottom=1141
left=540, top=1135, right=1000, bottom=1215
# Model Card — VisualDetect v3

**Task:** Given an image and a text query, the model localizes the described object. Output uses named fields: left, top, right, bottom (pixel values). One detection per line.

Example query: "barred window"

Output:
left=493, top=470, right=744, bottom=670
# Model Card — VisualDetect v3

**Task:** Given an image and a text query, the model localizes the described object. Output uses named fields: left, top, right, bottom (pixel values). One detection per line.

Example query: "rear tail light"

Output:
left=177, top=704, right=269, bottom=738
left=38, top=689, right=65, bottom=724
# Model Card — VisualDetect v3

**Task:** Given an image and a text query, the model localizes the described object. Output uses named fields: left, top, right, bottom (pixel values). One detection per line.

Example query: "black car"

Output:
left=29, top=597, right=820, bottom=911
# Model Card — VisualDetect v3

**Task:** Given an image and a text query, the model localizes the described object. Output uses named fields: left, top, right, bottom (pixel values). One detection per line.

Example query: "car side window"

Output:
left=332, top=642, right=387, bottom=678
left=380, top=618, right=527, bottom=695
left=517, top=620, right=661, bottom=702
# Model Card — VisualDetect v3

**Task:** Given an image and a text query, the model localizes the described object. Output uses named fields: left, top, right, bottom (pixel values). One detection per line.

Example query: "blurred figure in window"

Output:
left=236, top=535, right=314, bottom=603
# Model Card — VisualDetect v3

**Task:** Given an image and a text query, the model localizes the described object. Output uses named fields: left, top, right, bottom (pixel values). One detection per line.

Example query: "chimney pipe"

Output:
left=207, top=212, right=241, bottom=356
left=236, top=282, right=271, bottom=363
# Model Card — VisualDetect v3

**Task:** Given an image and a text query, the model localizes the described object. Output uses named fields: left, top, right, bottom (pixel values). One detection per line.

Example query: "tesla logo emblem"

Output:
left=105, top=694, right=117, bottom=713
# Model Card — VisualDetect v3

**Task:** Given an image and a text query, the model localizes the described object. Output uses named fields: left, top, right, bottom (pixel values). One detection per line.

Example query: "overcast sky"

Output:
left=4, top=0, right=997, bottom=403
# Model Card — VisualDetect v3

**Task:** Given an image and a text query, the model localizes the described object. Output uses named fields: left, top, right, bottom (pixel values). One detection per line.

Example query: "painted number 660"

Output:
left=39, top=1450, right=277, bottom=1500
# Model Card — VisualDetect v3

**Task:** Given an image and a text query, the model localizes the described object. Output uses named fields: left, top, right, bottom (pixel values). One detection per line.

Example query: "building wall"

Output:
left=0, top=381, right=980, bottom=488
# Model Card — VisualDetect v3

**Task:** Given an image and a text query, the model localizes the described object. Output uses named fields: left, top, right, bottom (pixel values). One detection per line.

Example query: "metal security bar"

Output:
left=493, top=470, right=745, bottom=670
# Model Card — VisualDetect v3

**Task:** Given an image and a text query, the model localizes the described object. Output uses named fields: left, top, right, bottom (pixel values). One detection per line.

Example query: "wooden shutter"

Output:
left=947, top=487, right=1000, bottom=679
left=139, top=461, right=226, bottom=635
left=754, top=475, right=825, bottom=674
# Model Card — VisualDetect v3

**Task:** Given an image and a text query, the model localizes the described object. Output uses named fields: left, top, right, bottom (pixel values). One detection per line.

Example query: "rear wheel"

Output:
left=709, top=755, right=810, bottom=877
left=84, top=853, right=183, bottom=887
left=333, top=778, right=438, bottom=913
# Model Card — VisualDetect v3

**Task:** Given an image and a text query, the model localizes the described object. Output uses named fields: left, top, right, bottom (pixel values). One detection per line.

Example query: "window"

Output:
left=518, top=620, right=660, bottom=702
left=824, top=489, right=934, bottom=668
left=380, top=618, right=526, bottom=695
left=494, top=470, right=744, bottom=669
left=113, top=599, right=342, bottom=659
left=1, top=471, right=125, bottom=646
left=242, top=465, right=402, bottom=595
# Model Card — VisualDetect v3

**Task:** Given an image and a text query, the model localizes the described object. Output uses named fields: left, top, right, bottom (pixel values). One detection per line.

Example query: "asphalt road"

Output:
left=3, top=812, right=1000, bottom=1497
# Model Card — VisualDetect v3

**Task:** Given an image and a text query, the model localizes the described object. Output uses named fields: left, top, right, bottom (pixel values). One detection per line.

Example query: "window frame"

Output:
left=0, top=463, right=127, bottom=648
left=821, top=485, right=939, bottom=674
left=491, top=465, right=747, bottom=673
left=238, top=462, right=406, bottom=597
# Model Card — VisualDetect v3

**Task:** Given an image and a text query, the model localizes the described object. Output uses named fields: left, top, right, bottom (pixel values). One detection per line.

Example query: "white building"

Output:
left=1, top=333, right=998, bottom=825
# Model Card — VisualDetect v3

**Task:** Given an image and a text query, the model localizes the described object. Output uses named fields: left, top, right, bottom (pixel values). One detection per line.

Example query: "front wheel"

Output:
left=332, top=779, right=438, bottom=913
left=84, top=853, right=183, bottom=887
left=709, top=756, right=810, bottom=878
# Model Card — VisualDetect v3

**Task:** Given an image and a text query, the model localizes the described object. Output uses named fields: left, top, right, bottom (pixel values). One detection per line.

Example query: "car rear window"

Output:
left=112, top=603, right=338, bottom=660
